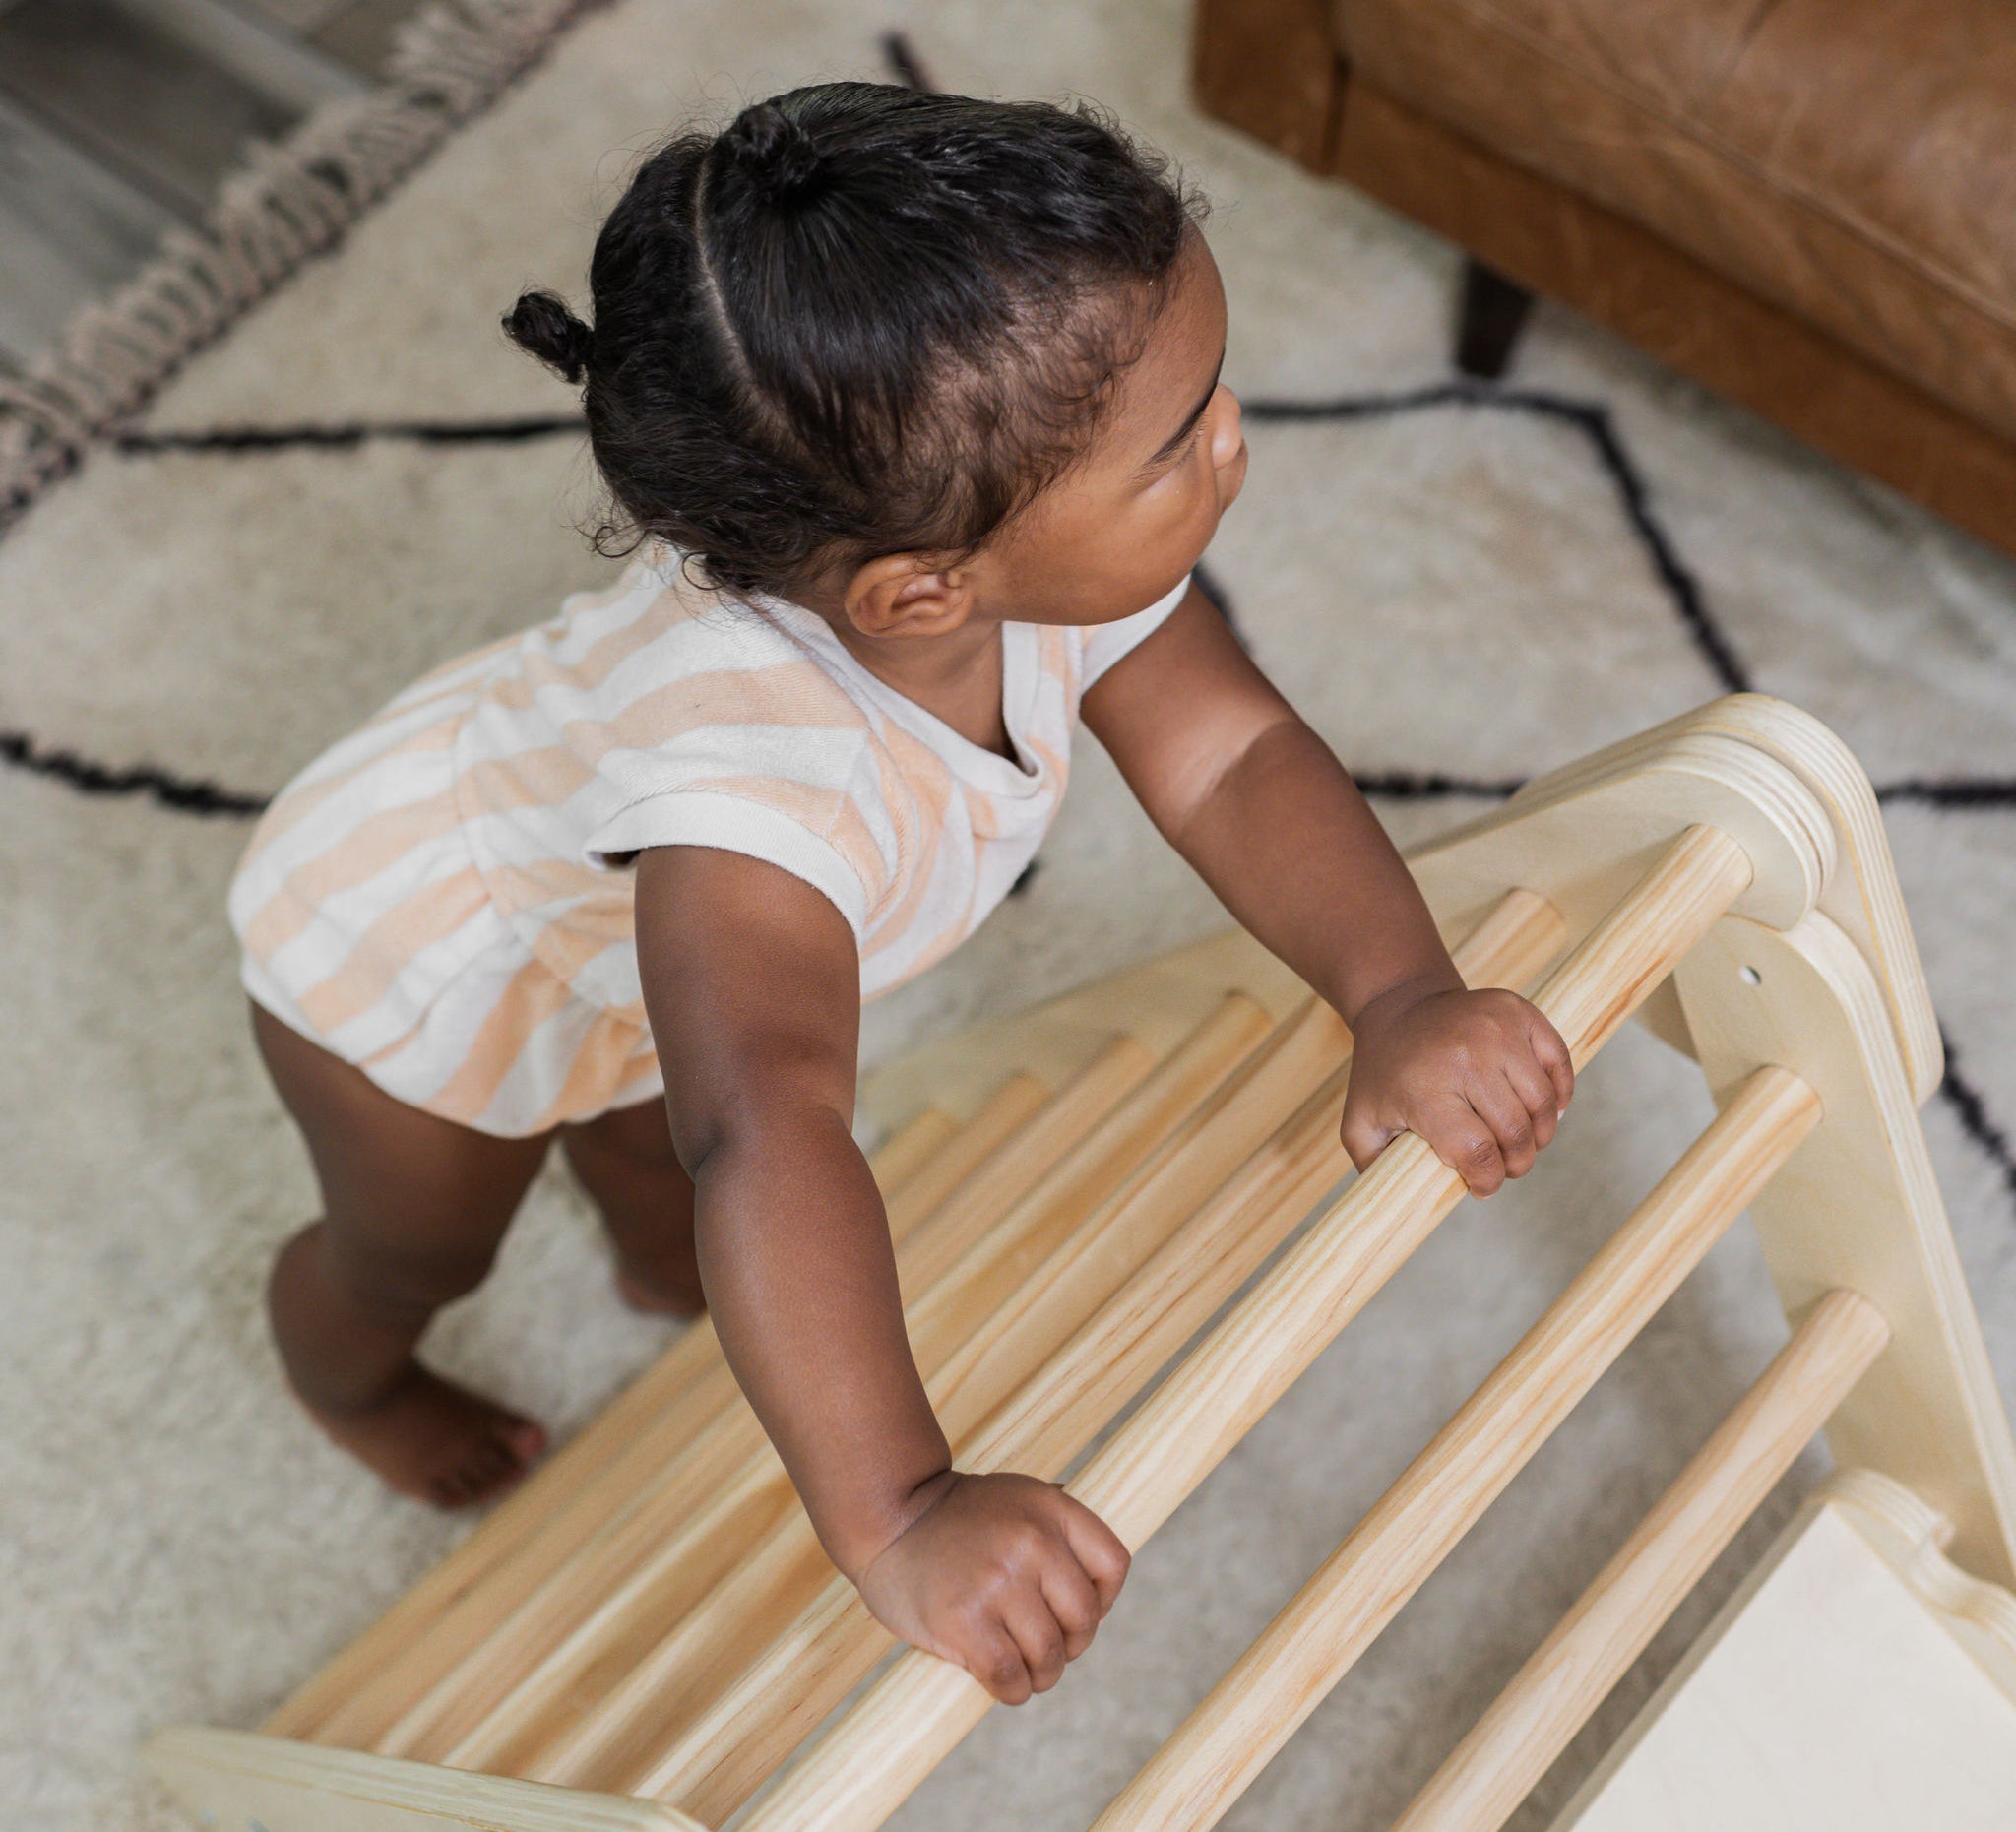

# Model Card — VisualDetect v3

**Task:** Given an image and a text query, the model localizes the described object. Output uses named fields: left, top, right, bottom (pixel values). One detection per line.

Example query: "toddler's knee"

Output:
left=567, top=1105, right=685, bottom=1176
left=289, top=1218, right=499, bottom=1321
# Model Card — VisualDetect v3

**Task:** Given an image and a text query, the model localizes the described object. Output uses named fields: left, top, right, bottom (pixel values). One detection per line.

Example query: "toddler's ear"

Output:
left=843, top=553, right=976, bottom=640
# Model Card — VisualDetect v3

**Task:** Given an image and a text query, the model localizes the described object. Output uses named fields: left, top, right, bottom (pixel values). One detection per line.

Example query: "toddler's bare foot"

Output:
left=302, top=1361, right=546, bottom=1509
left=613, top=1254, right=706, bottom=1318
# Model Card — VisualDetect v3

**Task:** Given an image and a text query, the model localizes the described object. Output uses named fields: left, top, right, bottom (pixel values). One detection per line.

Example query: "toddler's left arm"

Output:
left=1082, top=584, right=1572, bottom=1195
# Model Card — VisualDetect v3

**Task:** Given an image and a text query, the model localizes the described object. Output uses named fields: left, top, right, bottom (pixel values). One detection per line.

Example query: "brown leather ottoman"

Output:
left=1195, top=0, right=2016, bottom=555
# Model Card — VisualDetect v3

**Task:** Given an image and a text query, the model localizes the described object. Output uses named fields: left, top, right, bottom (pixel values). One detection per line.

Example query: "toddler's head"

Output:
left=505, top=83, right=1246, bottom=642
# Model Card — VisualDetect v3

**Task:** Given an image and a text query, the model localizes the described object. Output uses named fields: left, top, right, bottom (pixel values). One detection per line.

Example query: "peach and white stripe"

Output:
left=229, top=547, right=1186, bottom=1136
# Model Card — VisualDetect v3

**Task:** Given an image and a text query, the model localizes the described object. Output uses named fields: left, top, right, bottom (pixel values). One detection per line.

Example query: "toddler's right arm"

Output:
left=633, top=846, right=1128, bottom=1703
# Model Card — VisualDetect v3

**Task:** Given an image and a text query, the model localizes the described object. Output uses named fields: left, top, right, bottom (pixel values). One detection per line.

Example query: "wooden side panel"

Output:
left=1482, top=694, right=1940, bottom=1103
left=145, top=1729, right=699, bottom=1832
left=1551, top=1474, right=2016, bottom=1831
left=1675, top=913, right=2016, bottom=1585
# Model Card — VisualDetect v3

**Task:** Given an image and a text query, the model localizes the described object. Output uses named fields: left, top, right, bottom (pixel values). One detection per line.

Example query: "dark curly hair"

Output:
left=502, top=82, right=1204, bottom=600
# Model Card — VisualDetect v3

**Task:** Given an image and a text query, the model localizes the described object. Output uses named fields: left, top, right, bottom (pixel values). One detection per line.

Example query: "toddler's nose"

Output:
left=1211, top=390, right=1248, bottom=512
left=1209, top=385, right=1244, bottom=468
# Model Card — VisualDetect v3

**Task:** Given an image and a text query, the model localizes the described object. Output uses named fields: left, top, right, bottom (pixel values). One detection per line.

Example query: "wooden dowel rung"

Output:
left=887, top=1047, right=1156, bottom=1290
left=1387, top=1288, right=1890, bottom=1832
left=897, top=1006, right=1265, bottom=1312
left=723, top=827, right=1753, bottom=1832
left=413, top=1021, right=1247, bottom=1775
left=351, top=1059, right=1116, bottom=1761
left=634, top=885, right=1571, bottom=1822
left=620, top=1066, right=1359, bottom=1806
left=528, top=998, right=1325, bottom=1789
left=1083, top=1063, right=1821, bottom=1832
left=269, top=1084, right=1036, bottom=1746
left=864, top=1106, right=965, bottom=1203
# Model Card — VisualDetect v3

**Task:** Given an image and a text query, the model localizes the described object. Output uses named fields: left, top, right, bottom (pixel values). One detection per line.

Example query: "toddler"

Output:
left=231, top=83, right=1572, bottom=1704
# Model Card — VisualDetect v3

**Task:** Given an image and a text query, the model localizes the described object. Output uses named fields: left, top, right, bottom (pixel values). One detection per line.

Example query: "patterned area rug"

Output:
left=4, top=3, right=2015, bottom=1829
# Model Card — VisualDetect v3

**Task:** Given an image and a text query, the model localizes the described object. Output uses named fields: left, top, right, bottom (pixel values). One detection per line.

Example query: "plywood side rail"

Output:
left=146, top=1728, right=704, bottom=1832
left=1087, top=1063, right=1821, bottom=1832
left=727, top=826, right=1754, bottom=1832
left=1388, top=1289, right=1890, bottom=1832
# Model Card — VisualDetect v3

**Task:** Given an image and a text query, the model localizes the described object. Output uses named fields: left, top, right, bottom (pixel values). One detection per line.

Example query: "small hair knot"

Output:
left=722, top=100, right=828, bottom=204
left=501, top=289, right=595, bottom=385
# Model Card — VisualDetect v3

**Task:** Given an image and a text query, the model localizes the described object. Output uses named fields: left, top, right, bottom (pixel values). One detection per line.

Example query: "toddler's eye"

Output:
left=1154, top=421, right=1207, bottom=473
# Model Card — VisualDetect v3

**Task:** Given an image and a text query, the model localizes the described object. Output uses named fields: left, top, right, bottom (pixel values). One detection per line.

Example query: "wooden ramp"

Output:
left=1548, top=1471, right=2016, bottom=1831
left=147, top=695, right=2016, bottom=1832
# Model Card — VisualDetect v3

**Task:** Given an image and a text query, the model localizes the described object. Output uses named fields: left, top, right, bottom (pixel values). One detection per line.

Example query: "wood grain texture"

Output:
left=223, top=703, right=2013, bottom=1832
left=864, top=700, right=1846, bottom=1142
left=1388, top=1290, right=1889, bottom=1832
left=856, top=926, right=1310, bottom=1133
left=145, top=1728, right=701, bottom=1832
left=272, top=1076, right=1052, bottom=1747
left=0, top=90, right=177, bottom=364
left=1818, top=1468, right=2016, bottom=1693
left=713, top=835, right=1745, bottom=1832
left=0, top=0, right=298, bottom=215
left=619, top=891, right=1565, bottom=1816
left=116, top=0, right=366, bottom=109
left=861, top=1106, right=962, bottom=1208
left=1411, top=729, right=1822, bottom=950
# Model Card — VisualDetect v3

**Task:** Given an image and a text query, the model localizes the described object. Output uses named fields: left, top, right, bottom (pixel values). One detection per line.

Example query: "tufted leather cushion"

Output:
left=1338, top=0, right=2016, bottom=444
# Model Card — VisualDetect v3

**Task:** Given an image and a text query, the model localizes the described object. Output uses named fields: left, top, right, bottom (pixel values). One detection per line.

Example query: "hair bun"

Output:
left=502, top=289, right=595, bottom=385
left=722, top=100, right=828, bottom=203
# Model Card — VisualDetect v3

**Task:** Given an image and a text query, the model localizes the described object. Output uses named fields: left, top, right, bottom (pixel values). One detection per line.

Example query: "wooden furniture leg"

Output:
left=1456, top=258, right=1536, bottom=380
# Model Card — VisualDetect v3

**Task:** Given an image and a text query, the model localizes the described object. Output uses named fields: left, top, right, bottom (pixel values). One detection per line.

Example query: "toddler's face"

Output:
left=975, top=230, right=1248, bottom=627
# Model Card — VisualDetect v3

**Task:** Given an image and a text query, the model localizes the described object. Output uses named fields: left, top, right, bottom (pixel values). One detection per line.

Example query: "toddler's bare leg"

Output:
left=251, top=1002, right=553, bottom=1508
left=561, top=1097, right=704, bottom=1317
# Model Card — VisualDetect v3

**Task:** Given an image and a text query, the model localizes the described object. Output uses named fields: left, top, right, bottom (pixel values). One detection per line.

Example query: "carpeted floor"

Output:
left=5, top=3, right=2016, bottom=1829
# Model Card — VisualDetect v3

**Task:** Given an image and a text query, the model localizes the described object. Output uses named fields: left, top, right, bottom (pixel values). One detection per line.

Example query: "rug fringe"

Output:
left=0, top=0, right=602, bottom=537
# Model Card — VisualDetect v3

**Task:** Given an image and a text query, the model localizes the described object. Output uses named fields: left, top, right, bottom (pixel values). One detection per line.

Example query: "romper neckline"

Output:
left=747, top=593, right=1051, bottom=801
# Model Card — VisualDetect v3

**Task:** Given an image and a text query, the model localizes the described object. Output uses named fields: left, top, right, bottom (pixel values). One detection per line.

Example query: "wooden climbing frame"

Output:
left=147, top=695, right=2016, bottom=1832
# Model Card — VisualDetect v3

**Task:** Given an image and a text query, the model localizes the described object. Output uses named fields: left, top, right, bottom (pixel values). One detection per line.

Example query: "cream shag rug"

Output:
left=4, top=3, right=2016, bottom=1829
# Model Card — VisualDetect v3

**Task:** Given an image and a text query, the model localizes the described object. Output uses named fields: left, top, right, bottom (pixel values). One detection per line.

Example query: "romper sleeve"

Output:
left=584, top=790, right=873, bottom=940
left=1079, top=572, right=1193, bottom=690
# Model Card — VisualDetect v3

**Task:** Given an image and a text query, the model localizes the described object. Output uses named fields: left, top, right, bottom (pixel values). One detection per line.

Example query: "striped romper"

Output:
left=228, top=545, right=1189, bottom=1137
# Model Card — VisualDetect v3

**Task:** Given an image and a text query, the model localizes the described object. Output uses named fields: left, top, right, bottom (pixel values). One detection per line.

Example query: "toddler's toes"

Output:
left=500, top=1413, right=548, bottom=1464
left=301, top=1363, right=546, bottom=1511
left=446, top=1403, right=544, bottom=1508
